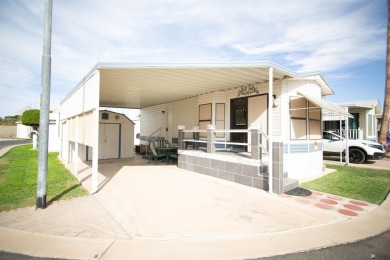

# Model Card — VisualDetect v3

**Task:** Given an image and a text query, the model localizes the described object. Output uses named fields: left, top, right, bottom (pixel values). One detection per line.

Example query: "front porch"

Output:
left=174, top=125, right=298, bottom=194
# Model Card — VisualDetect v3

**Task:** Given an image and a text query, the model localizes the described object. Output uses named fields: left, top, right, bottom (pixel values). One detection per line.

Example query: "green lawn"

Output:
left=0, top=144, right=88, bottom=211
left=301, top=164, right=390, bottom=205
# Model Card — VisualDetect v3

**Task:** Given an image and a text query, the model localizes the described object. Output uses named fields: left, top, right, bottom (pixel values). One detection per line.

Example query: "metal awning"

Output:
left=98, top=62, right=297, bottom=108
left=297, top=91, right=352, bottom=117
left=62, top=61, right=335, bottom=109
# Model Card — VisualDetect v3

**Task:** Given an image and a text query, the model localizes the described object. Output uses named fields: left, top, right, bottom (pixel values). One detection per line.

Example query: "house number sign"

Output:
left=237, top=84, right=259, bottom=97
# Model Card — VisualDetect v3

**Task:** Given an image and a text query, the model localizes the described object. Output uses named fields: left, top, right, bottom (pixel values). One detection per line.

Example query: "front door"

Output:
left=230, top=98, right=248, bottom=152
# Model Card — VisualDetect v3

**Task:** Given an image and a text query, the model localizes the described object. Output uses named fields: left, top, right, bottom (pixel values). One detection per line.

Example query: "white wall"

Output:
left=48, top=112, right=60, bottom=152
left=60, top=72, right=99, bottom=120
left=140, top=81, right=282, bottom=143
left=141, top=97, right=198, bottom=143
left=16, top=123, right=32, bottom=139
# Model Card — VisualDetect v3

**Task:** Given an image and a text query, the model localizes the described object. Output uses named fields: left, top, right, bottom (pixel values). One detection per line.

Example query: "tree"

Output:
left=379, top=1, right=390, bottom=144
left=21, top=109, right=40, bottom=128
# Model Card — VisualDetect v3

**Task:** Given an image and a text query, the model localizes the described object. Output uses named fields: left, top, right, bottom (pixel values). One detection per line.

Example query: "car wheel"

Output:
left=349, top=148, right=366, bottom=164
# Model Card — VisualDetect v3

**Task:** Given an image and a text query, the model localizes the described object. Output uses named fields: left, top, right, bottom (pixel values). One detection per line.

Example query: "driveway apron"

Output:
left=92, top=162, right=347, bottom=240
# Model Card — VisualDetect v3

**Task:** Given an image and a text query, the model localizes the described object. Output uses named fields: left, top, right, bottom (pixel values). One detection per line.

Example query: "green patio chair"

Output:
left=148, top=141, right=166, bottom=164
left=169, top=149, right=178, bottom=164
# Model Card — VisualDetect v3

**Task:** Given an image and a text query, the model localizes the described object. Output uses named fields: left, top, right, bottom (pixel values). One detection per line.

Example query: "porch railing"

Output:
left=178, top=124, right=269, bottom=161
left=327, top=128, right=363, bottom=140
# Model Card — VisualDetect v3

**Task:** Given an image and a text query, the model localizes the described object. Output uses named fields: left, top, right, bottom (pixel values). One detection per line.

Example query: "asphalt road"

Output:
left=1, top=231, right=389, bottom=259
left=259, top=230, right=390, bottom=260
left=0, top=139, right=32, bottom=150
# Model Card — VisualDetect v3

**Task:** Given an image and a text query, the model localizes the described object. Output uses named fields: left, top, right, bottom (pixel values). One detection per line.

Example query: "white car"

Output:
left=322, top=131, right=385, bottom=164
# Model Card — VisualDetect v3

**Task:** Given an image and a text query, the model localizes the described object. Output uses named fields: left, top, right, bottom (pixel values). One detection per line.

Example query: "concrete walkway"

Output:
left=0, top=147, right=389, bottom=259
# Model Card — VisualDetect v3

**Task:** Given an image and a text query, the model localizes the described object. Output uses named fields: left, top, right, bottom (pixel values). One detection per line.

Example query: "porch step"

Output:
left=283, top=178, right=299, bottom=193
left=261, top=166, right=288, bottom=179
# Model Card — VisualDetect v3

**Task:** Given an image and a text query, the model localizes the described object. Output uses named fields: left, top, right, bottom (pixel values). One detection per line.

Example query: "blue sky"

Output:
left=0, top=0, right=387, bottom=118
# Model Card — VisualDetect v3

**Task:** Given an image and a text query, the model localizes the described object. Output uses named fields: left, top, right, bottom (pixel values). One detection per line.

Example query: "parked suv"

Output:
left=322, top=131, right=385, bottom=164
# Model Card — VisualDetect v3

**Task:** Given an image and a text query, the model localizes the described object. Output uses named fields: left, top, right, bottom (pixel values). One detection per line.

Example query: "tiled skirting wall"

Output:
left=178, top=151, right=269, bottom=191
left=177, top=142, right=297, bottom=194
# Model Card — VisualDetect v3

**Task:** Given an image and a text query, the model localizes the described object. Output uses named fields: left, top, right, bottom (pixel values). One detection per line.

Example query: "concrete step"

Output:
left=283, top=178, right=299, bottom=193
left=261, top=166, right=288, bottom=179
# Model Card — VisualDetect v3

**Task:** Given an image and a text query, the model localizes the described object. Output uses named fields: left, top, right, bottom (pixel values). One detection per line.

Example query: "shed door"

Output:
left=99, top=123, right=120, bottom=159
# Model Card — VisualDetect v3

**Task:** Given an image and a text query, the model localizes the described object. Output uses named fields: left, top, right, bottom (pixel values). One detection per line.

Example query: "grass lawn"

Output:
left=301, top=164, right=390, bottom=205
left=0, top=144, right=88, bottom=211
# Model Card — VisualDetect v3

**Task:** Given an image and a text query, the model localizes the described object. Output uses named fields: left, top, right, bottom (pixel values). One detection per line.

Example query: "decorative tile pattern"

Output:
left=278, top=190, right=376, bottom=218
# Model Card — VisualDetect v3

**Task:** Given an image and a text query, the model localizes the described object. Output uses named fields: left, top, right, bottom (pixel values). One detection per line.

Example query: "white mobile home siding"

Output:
left=141, top=97, right=198, bottom=142
left=281, top=79, right=324, bottom=179
left=61, top=72, right=99, bottom=120
left=141, top=81, right=281, bottom=144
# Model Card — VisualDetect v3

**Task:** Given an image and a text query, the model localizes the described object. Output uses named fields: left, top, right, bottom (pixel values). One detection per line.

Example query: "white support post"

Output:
left=345, top=107, right=349, bottom=165
left=74, top=115, right=79, bottom=174
left=268, top=67, right=273, bottom=194
left=91, top=71, right=100, bottom=193
left=339, top=119, right=343, bottom=163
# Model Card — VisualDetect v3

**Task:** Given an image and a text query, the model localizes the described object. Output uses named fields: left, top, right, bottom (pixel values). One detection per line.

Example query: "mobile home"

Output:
left=59, top=62, right=349, bottom=193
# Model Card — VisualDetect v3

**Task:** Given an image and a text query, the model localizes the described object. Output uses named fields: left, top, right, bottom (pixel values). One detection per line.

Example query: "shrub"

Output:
left=21, top=109, right=40, bottom=127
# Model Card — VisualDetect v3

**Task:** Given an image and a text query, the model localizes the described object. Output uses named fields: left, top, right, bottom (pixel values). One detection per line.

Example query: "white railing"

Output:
left=180, top=126, right=269, bottom=160
left=328, top=128, right=363, bottom=140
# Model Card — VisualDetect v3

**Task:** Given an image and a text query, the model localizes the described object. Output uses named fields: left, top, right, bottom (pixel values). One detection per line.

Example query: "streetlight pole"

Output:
left=37, top=0, right=53, bottom=209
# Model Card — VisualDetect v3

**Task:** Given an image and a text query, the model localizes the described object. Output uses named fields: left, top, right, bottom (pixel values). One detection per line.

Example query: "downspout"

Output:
left=268, top=67, right=273, bottom=194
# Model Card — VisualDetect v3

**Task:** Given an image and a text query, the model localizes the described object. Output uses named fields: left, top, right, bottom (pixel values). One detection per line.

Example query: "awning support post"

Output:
left=91, top=71, right=100, bottom=193
left=345, top=107, right=349, bottom=165
left=268, top=67, right=273, bottom=194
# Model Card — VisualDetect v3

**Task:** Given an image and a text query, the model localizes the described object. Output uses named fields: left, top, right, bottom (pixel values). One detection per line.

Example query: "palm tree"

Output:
left=379, top=0, right=390, bottom=144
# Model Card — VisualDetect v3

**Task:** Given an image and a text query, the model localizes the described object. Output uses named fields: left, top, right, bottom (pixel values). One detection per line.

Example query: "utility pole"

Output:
left=37, top=0, right=53, bottom=209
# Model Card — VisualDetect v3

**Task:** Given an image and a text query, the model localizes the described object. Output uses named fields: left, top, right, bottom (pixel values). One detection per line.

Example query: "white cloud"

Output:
left=0, top=0, right=387, bottom=117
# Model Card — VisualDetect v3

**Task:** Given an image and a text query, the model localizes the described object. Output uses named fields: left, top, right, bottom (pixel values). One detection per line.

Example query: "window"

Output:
left=308, top=101, right=321, bottom=139
left=290, top=97, right=307, bottom=140
left=348, top=113, right=359, bottom=129
left=215, top=103, right=225, bottom=138
left=290, top=97, right=321, bottom=140
left=199, top=103, right=212, bottom=138
left=368, top=114, right=374, bottom=136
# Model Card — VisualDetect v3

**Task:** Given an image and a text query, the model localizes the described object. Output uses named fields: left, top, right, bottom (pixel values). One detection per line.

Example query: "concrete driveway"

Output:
left=1, top=155, right=388, bottom=259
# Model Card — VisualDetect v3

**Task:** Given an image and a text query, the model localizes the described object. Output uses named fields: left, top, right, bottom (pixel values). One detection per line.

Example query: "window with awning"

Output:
left=290, top=97, right=321, bottom=140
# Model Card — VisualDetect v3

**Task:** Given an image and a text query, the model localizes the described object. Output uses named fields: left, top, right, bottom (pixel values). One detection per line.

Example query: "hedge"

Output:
left=21, top=109, right=40, bottom=127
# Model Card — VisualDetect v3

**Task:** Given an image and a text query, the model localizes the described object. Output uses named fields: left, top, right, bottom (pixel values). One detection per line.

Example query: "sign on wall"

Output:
left=237, top=84, right=259, bottom=97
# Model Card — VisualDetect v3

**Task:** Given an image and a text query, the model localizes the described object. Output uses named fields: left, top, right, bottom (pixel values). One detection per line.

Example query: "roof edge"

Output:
left=96, top=61, right=303, bottom=77
left=60, top=63, right=99, bottom=105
